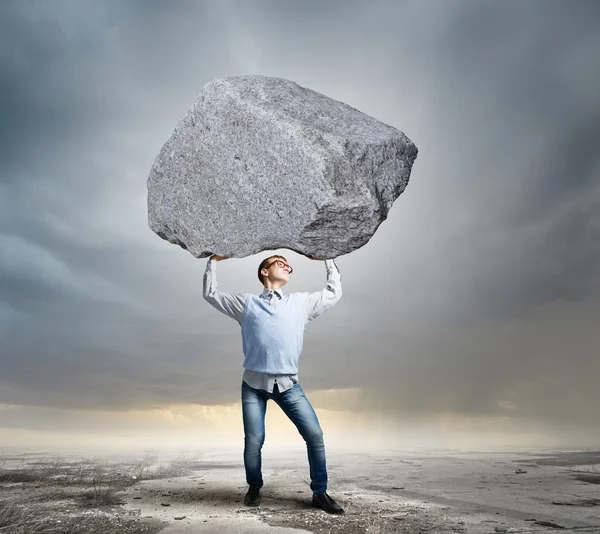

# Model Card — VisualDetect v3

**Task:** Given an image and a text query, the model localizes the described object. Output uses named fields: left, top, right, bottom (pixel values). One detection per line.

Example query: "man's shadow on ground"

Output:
left=144, top=485, right=319, bottom=511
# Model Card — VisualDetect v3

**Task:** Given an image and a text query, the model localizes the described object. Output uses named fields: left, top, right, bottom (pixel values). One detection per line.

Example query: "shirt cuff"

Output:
left=324, top=259, right=339, bottom=275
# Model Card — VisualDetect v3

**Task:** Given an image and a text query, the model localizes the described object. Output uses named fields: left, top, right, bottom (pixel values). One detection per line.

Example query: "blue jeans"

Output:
left=241, top=380, right=328, bottom=496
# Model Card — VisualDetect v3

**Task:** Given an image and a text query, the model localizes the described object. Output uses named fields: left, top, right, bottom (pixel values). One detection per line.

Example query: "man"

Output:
left=203, top=252, right=344, bottom=514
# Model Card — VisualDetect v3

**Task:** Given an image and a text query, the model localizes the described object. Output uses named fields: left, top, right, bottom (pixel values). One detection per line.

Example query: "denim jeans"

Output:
left=241, top=380, right=328, bottom=496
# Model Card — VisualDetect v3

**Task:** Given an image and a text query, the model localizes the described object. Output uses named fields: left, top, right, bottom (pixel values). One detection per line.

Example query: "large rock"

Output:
left=147, top=75, right=418, bottom=259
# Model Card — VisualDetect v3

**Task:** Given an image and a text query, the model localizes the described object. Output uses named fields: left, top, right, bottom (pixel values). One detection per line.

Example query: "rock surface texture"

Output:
left=147, top=75, right=418, bottom=259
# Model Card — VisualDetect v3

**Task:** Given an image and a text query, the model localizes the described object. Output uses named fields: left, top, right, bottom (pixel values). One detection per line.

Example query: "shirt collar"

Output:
left=261, top=287, right=283, bottom=299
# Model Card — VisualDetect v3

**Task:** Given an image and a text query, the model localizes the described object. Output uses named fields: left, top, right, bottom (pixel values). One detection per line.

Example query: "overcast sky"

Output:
left=1, top=0, right=599, bottom=453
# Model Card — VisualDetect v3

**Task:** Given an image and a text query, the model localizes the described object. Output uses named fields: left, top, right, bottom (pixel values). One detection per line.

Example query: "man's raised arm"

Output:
left=203, top=255, right=247, bottom=324
left=304, top=259, right=342, bottom=323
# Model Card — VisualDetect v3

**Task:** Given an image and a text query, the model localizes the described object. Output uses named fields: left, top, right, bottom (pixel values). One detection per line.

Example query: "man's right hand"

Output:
left=210, top=255, right=229, bottom=261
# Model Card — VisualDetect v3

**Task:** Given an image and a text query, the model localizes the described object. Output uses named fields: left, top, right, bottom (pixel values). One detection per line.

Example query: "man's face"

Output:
left=264, top=258, right=293, bottom=281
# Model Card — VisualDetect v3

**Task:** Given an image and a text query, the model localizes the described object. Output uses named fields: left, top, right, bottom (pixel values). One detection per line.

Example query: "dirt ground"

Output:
left=1, top=446, right=600, bottom=533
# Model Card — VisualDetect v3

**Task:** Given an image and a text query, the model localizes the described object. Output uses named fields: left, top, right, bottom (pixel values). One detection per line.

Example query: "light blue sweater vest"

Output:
left=241, top=293, right=306, bottom=374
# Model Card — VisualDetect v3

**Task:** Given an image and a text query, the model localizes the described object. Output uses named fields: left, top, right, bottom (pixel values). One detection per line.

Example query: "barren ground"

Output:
left=1, top=447, right=599, bottom=533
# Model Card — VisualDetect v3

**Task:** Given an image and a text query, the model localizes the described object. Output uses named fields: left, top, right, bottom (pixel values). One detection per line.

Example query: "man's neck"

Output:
left=264, top=282, right=285, bottom=291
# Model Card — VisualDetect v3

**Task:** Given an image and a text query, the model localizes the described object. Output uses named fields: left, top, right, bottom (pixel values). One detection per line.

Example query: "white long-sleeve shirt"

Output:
left=203, top=258, right=342, bottom=393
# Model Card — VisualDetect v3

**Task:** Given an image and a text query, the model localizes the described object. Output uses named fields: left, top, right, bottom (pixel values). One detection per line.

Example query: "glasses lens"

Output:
left=275, top=260, right=292, bottom=273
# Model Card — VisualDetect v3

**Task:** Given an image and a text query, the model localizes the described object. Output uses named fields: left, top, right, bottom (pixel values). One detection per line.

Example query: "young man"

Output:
left=203, top=252, right=344, bottom=514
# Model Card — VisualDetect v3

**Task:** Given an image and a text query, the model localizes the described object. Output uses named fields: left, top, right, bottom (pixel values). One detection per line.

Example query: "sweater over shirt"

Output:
left=203, top=258, right=342, bottom=393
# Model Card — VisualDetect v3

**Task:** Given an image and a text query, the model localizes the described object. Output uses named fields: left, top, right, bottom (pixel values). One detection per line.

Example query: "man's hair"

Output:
left=258, top=254, right=288, bottom=286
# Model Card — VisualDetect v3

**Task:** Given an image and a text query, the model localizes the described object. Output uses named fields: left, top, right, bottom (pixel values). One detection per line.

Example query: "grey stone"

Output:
left=147, top=75, right=418, bottom=259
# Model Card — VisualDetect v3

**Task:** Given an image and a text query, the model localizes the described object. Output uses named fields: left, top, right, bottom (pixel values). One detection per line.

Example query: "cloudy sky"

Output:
left=1, top=0, right=599, bottom=454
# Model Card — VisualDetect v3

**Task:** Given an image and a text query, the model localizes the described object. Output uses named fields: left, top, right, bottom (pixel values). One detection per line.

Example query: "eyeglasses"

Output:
left=266, top=259, right=293, bottom=274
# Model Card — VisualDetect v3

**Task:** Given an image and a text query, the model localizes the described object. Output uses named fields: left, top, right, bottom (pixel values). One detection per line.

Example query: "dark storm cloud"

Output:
left=439, top=0, right=600, bottom=232
left=0, top=0, right=238, bottom=412
left=0, top=0, right=599, bottom=439
left=379, top=0, right=600, bottom=324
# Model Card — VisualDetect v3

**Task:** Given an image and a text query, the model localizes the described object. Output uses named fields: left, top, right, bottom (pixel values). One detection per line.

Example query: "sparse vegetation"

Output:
left=77, top=474, right=123, bottom=507
left=0, top=453, right=173, bottom=533
left=568, top=463, right=600, bottom=473
left=364, top=514, right=388, bottom=533
left=0, top=500, right=46, bottom=533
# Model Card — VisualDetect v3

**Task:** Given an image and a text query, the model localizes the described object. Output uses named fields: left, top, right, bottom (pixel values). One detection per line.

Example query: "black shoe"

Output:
left=312, top=492, right=344, bottom=514
left=244, top=485, right=261, bottom=507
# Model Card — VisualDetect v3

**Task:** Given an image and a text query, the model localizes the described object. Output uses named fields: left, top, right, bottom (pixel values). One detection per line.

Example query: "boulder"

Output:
left=147, top=75, right=418, bottom=259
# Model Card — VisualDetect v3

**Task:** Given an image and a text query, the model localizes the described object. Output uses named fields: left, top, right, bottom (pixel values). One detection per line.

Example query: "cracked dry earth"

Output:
left=1, top=447, right=600, bottom=533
